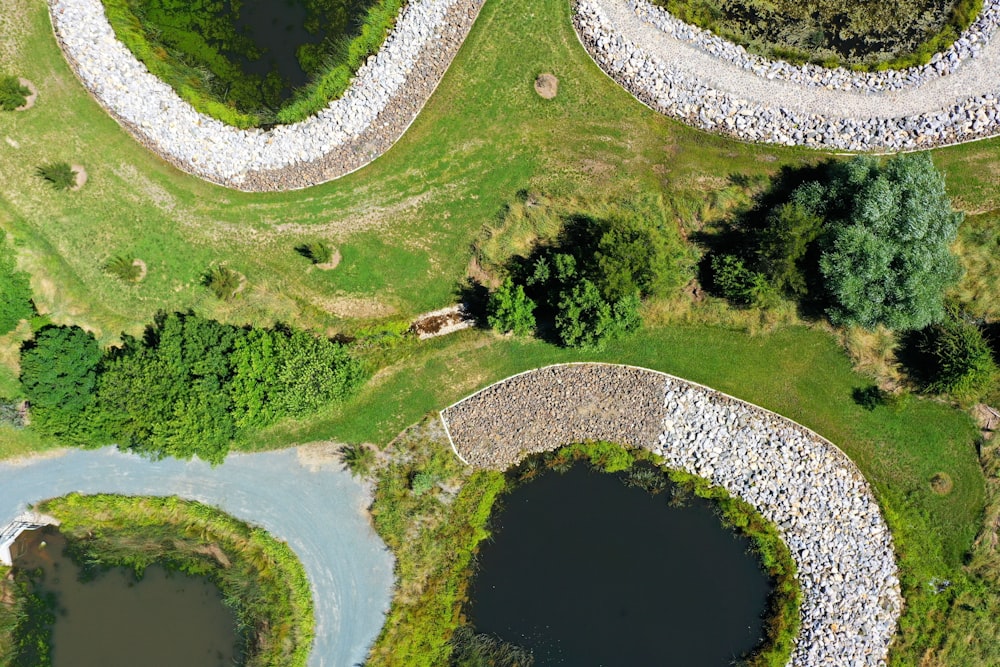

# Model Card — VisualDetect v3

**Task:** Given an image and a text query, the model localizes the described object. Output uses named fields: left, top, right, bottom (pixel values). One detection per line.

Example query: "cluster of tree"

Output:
left=487, top=198, right=692, bottom=348
left=19, top=312, right=366, bottom=462
left=711, top=153, right=963, bottom=331
left=0, top=233, right=33, bottom=336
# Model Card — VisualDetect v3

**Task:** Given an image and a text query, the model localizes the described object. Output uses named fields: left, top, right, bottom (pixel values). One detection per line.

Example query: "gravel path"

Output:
left=441, top=363, right=902, bottom=666
left=576, top=0, right=1000, bottom=149
left=0, top=446, right=394, bottom=667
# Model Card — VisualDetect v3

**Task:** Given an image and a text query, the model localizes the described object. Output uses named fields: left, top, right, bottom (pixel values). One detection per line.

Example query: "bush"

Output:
left=35, top=163, right=77, bottom=191
left=340, top=444, right=376, bottom=478
left=756, top=199, right=823, bottom=297
left=710, top=254, right=773, bottom=306
left=202, top=265, right=242, bottom=301
left=103, top=255, right=142, bottom=282
left=294, top=241, right=333, bottom=265
left=921, top=317, right=998, bottom=400
left=554, top=279, right=639, bottom=349
left=0, top=233, right=33, bottom=335
left=0, top=75, right=29, bottom=111
left=487, top=278, right=536, bottom=336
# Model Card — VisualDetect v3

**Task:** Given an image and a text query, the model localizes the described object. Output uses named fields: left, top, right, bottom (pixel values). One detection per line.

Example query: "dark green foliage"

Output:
left=35, top=162, right=77, bottom=190
left=103, top=255, right=142, bottom=282
left=852, top=385, right=886, bottom=411
left=0, top=234, right=33, bottom=335
left=756, top=200, right=823, bottom=297
left=0, top=75, right=29, bottom=111
left=8, top=577, right=55, bottom=667
left=920, top=317, right=998, bottom=399
left=654, top=0, right=981, bottom=70
left=294, top=241, right=333, bottom=264
left=449, top=626, right=534, bottom=667
left=202, top=265, right=242, bottom=301
left=554, top=279, right=639, bottom=349
left=710, top=254, right=772, bottom=306
left=339, top=443, right=376, bottom=477
left=486, top=278, right=536, bottom=336
left=19, top=326, right=102, bottom=441
left=815, top=154, right=962, bottom=330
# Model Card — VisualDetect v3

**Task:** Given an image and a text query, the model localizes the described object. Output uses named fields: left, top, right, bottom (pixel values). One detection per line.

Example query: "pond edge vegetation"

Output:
left=1, top=493, right=315, bottom=667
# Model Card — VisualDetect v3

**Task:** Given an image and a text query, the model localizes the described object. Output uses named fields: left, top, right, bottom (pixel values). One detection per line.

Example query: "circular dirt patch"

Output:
left=315, top=248, right=342, bottom=271
left=534, top=73, right=558, bottom=99
left=133, top=259, right=148, bottom=282
left=70, top=164, right=88, bottom=191
left=930, top=472, right=954, bottom=495
left=15, top=78, right=37, bottom=111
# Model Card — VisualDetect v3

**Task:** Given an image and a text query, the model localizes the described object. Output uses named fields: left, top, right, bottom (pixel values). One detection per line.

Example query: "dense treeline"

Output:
left=19, top=312, right=365, bottom=462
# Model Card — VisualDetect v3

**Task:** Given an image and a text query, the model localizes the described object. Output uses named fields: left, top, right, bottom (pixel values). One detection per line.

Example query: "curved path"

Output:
left=575, top=0, right=1000, bottom=150
left=441, top=364, right=902, bottom=666
left=0, top=446, right=394, bottom=667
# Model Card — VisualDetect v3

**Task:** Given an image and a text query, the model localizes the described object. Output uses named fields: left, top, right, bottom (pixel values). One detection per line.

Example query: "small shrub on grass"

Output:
left=294, top=241, right=333, bottom=265
left=487, top=278, right=536, bottom=336
left=921, top=316, right=998, bottom=400
left=103, top=255, right=142, bottom=282
left=0, top=75, right=29, bottom=111
left=853, top=385, right=886, bottom=411
left=35, top=163, right=77, bottom=191
left=0, top=234, right=33, bottom=336
left=710, top=254, right=775, bottom=306
left=340, top=443, right=376, bottom=478
left=202, top=265, right=241, bottom=301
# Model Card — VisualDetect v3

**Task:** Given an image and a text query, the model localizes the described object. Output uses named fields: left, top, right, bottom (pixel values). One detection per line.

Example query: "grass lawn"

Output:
left=1, top=0, right=998, bottom=662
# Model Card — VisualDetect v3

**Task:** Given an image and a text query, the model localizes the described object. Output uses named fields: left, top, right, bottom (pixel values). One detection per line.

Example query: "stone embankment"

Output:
left=575, top=0, right=1000, bottom=150
left=441, top=363, right=902, bottom=666
left=48, top=0, right=483, bottom=191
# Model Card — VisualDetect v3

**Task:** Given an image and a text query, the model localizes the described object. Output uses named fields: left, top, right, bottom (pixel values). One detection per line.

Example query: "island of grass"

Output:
left=653, top=0, right=984, bottom=69
left=101, top=0, right=406, bottom=127
left=0, top=494, right=314, bottom=667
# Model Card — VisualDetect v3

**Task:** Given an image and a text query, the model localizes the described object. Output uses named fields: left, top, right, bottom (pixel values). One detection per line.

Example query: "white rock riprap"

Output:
left=441, top=364, right=903, bottom=666
left=574, top=0, right=1000, bottom=150
left=48, top=0, right=483, bottom=191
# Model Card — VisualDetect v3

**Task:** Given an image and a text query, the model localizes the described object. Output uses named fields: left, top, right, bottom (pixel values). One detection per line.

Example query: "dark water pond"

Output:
left=12, top=527, right=238, bottom=667
left=468, top=464, right=772, bottom=666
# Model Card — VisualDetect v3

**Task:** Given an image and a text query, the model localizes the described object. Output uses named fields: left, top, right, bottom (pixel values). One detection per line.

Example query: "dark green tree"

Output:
left=756, top=198, right=823, bottom=296
left=487, top=278, right=536, bottom=336
left=0, top=234, right=33, bottom=335
left=19, top=325, right=101, bottom=440
left=921, top=317, right=997, bottom=399
left=815, top=154, right=962, bottom=330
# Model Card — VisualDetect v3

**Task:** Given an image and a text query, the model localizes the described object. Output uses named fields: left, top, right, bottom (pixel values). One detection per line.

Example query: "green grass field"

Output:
left=1, top=0, right=1000, bottom=662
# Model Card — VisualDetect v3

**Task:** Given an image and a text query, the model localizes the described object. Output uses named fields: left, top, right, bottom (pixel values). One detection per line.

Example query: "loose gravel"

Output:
left=0, top=447, right=395, bottom=667
left=575, top=0, right=1000, bottom=150
left=441, top=363, right=903, bottom=667
left=48, top=0, right=483, bottom=191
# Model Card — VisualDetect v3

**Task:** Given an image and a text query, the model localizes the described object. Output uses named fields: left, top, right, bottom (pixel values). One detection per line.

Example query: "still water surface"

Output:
left=469, top=464, right=772, bottom=666
left=13, top=527, right=238, bottom=667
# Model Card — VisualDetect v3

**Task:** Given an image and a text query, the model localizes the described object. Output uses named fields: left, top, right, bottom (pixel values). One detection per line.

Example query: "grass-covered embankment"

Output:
left=27, top=494, right=315, bottom=667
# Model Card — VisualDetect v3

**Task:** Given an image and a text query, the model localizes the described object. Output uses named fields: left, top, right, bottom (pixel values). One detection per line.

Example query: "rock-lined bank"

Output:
left=575, top=0, right=1000, bottom=151
left=49, top=0, right=483, bottom=191
left=441, top=364, right=902, bottom=666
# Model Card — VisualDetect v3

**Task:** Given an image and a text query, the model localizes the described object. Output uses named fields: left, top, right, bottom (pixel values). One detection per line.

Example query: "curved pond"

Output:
left=468, top=464, right=772, bottom=665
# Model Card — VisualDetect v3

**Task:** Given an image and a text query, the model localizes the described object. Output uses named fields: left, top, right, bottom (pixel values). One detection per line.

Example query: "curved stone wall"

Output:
left=440, top=363, right=902, bottom=666
left=574, top=0, right=1000, bottom=151
left=48, top=0, right=483, bottom=191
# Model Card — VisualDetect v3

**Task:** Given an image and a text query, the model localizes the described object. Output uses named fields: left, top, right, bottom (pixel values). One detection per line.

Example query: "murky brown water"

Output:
left=12, top=527, right=238, bottom=667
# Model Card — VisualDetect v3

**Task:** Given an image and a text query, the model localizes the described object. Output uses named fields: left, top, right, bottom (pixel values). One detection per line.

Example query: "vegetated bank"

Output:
left=100, top=0, right=406, bottom=127
left=360, top=425, right=798, bottom=667
left=652, top=0, right=983, bottom=69
left=0, top=494, right=315, bottom=667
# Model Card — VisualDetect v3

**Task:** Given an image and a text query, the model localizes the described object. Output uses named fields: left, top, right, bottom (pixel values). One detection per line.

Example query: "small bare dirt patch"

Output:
left=70, top=164, right=87, bottom=191
left=973, top=403, right=998, bottom=440
left=314, top=248, right=341, bottom=271
left=534, top=73, right=559, bottom=99
left=132, top=259, right=147, bottom=282
left=193, top=543, right=231, bottom=568
left=411, top=304, right=475, bottom=339
left=930, top=472, right=954, bottom=496
left=15, top=78, right=36, bottom=111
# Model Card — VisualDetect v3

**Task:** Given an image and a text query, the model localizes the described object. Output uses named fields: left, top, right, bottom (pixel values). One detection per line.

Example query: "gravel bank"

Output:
left=0, top=447, right=394, bottom=667
left=575, top=0, right=1000, bottom=150
left=441, top=363, right=902, bottom=666
left=48, top=0, right=483, bottom=191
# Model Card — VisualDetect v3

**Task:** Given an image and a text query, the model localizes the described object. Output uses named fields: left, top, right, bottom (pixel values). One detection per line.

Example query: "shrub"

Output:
left=554, top=279, right=639, bottom=349
left=0, top=75, right=29, bottom=111
left=756, top=199, right=823, bottom=297
left=921, top=317, right=998, bottom=399
left=340, top=444, right=377, bottom=478
left=0, top=234, right=33, bottom=335
left=487, top=278, right=536, bottom=336
left=103, top=255, right=142, bottom=282
left=35, top=163, right=77, bottom=191
left=294, top=241, right=333, bottom=265
left=710, top=254, right=773, bottom=306
left=202, top=265, right=242, bottom=301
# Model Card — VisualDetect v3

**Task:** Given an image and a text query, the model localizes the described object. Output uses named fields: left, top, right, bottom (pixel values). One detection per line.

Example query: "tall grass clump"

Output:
left=0, top=75, right=29, bottom=110
left=203, top=265, right=242, bottom=301
left=103, top=255, right=143, bottom=282
left=35, top=163, right=77, bottom=190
